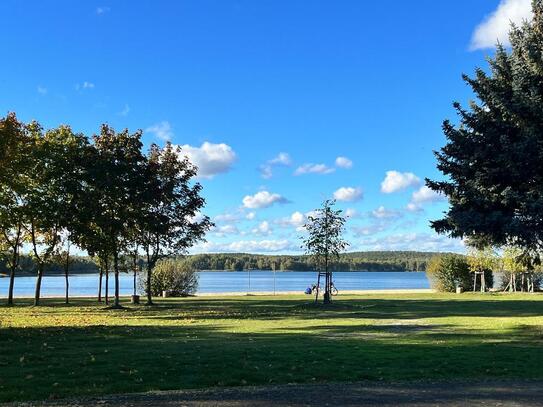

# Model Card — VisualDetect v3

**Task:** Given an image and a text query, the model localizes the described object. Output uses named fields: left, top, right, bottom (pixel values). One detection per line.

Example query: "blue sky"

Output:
left=1, top=0, right=532, bottom=254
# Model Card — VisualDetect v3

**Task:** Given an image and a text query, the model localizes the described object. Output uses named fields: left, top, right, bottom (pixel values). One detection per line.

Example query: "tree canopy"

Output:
left=427, top=1, right=543, bottom=255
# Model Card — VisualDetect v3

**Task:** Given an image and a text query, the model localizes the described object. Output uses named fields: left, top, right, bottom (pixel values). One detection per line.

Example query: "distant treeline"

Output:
left=184, top=251, right=449, bottom=272
left=1, top=251, right=453, bottom=276
left=0, top=256, right=99, bottom=276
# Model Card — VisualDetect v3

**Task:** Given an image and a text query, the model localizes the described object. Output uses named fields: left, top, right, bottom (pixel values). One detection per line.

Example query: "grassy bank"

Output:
left=1, top=293, right=543, bottom=402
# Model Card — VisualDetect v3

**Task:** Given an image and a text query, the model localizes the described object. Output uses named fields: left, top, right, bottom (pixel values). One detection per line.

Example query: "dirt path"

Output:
left=7, top=380, right=543, bottom=406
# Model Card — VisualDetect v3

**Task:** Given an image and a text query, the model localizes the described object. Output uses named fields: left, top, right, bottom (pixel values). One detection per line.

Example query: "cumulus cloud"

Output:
left=294, top=163, right=335, bottom=176
left=212, top=224, right=239, bottom=237
left=276, top=211, right=308, bottom=231
left=242, top=191, right=288, bottom=209
left=407, top=186, right=446, bottom=212
left=380, top=171, right=420, bottom=193
left=371, top=206, right=402, bottom=219
left=252, top=220, right=272, bottom=235
left=178, top=142, right=237, bottom=179
left=193, top=239, right=295, bottom=253
left=333, top=187, right=363, bottom=202
left=146, top=121, right=173, bottom=142
left=335, top=156, right=353, bottom=169
left=245, top=212, right=256, bottom=220
left=470, top=0, right=532, bottom=50
left=260, top=152, right=291, bottom=179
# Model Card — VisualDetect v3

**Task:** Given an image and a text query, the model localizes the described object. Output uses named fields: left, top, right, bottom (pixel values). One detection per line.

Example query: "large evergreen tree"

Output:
left=427, top=1, right=543, bottom=254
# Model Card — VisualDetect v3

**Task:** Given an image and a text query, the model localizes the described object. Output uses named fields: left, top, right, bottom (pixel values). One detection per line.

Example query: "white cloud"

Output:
left=193, top=239, right=295, bottom=253
left=352, top=223, right=388, bottom=237
left=380, top=171, right=420, bottom=193
left=178, top=142, right=237, bottom=179
left=37, top=85, right=47, bottom=95
left=242, top=191, right=288, bottom=209
left=245, top=212, right=256, bottom=220
left=294, top=163, right=335, bottom=176
left=345, top=208, right=359, bottom=218
left=252, top=220, right=272, bottom=235
left=371, top=206, right=402, bottom=219
left=276, top=211, right=307, bottom=231
left=406, top=202, right=423, bottom=213
left=411, top=186, right=444, bottom=204
left=335, top=156, right=353, bottom=169
left=269, top=152, right=291, bottom=166
left=146, top=121, right=173, bottom=142
left=333, top=186, right=363, bottom=202
left=260, top=152, right=291, bottom=179
left=76, top=81, right=95, bottom=91
left=289, top=211, right=306, bottom=227
left=358, top=233, right=465, bottom=252
left=212, top=224, right=239, bottom=237
left=470, top=0, right=532, bottom=50
left=96, top=6, right=110, bottom=15
left=407, top=186, right=446, bottom=212
left=119, top=104, right=130, bottom=116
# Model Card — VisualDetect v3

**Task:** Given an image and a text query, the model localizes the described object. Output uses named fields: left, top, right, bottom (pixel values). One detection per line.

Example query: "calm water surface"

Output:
left=0, top=271, right=430, bottom=297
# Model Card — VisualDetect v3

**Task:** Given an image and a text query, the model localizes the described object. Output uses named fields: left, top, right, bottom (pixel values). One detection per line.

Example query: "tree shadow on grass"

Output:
left=2, top=316, right=543, bottom=403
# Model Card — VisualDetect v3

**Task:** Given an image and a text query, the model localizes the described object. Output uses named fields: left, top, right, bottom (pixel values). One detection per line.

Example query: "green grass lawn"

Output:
left=1, top=293, right=543, bottom=402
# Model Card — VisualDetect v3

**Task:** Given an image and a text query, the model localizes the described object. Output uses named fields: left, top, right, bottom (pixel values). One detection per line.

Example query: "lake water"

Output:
left=0, top=271, right=430, bottom=297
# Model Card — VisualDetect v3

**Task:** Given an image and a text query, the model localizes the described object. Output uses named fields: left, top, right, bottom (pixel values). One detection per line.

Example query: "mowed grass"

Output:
left=1, top=293, right=543, bottom=402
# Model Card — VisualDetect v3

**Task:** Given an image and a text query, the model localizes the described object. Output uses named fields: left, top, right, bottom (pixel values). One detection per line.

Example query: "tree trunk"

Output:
left=7, top=243, right=18, bottom=305
left=323, top=255, right=331, bottom=304
left=113, top=253, right=120, bottom=307
left=7, top=265, right=16, bottom=305
left=98, top=267, right=103, bottom=302
left=64, top=254, right=70, bottom=304
left=146, top=260, right=154, bottom=306
left=34, top=263, right=44, bottom=306
left=105, top=259, right=109, bottom=305
left=64, top=269, right=69, bottom=304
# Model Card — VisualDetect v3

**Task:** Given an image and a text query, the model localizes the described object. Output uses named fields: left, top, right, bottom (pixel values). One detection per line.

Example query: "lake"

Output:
left=0, top=271, right=430, bottom=297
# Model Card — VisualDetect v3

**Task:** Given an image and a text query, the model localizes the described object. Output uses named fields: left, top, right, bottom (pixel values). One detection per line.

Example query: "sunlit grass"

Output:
left=1, top=293, right=543, bottom=402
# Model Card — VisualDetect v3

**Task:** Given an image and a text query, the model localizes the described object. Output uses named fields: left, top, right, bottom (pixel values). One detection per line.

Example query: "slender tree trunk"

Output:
left=64, top=269, right=69, bottom=304
left=7, top=228, right=21, bottom=306
left=146, top=251, right=154, bottom=306
left=8, top=264, right=16, bottom=305
left=105, top=259, right=109, bottom=305
left=323, top=254, right=330, bottom=304
left=7, top=245, right=18, bottom=305
left=34, top=263, right=44, bottom=306
left=64, top=253, right=70, bottom=305
left=133, top=268, right=137, bottom=296
left=113, top=252, right=120, bottom=307
left=98, top=266, right=103, bottom=302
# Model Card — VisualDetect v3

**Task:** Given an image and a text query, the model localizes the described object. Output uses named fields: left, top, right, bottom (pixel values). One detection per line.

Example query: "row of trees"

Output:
left=0, top=113, right=212, bottom=306
left=185, top=251, right=437, bottom=272
left=427, top=0, right=543, bottom=287
left=428, top=247, right=542, bottom=293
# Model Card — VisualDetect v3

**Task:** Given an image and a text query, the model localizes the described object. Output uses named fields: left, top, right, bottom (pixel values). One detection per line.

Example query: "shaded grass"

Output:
left=0, top=292, right=543, bottom=402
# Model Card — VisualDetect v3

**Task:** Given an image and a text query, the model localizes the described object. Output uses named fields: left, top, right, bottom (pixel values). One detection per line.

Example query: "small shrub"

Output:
left=427, top=254, right=493, bottom=292
left=427, top=254, right=470, bottom=292
left=140, top=259, right=198, bottom=297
